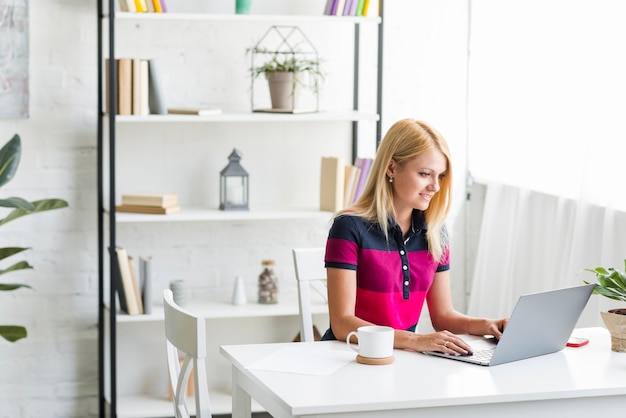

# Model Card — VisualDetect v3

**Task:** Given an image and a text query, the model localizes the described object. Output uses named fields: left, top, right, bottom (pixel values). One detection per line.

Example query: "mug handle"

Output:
left=346, top=331, right=359, bottom=353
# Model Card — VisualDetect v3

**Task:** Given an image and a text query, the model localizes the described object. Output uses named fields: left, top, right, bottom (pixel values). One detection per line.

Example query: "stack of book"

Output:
left=111, top=246, right=153, bottom=315
left=320, top=156, right=373, bottom=212
left=118, top=0, right=167, bottom=13
left=323, top=0, right=374, bottom=16
left=105, top=58, right=168, bottom=116
left=116, top=192, right=181, bottom=214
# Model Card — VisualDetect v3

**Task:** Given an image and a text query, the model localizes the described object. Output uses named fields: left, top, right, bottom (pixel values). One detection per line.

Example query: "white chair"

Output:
left=163, top=289, right=212, bottom=418
left=292, top=247, right=328, bottom=342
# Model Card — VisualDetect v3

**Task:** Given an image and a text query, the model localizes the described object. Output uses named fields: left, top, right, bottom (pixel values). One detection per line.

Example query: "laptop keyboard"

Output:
left=468, top=347, right=496, bottom=362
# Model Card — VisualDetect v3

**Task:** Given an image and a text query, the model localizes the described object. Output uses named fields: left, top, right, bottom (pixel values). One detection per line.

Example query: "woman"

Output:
left=323, top=119, right=508, bottom=355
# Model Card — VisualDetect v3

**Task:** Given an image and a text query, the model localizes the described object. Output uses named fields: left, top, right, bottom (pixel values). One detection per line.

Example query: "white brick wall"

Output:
left=0, top=1, right=469, bottom=416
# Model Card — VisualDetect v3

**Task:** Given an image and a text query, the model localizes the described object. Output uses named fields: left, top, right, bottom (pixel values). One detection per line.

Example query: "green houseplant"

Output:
left=250, top=49, right=324, bottom=111
left=584, top=259, right=626, bottom=352
left=248, top=26, right=324, bottom=111
left=0, top=134, right=68, bottom=343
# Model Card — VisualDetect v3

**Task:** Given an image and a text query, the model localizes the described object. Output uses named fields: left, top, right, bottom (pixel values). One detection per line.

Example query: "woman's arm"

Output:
left=426, top=270, right=508, bottom=339
left=327, top=267, right=475, bottom=355
left=326, top=267, right=371, bottom=341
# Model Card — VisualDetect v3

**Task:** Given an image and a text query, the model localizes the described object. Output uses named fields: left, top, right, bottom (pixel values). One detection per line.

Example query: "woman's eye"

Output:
left=419, top=172, right=430, bottom=177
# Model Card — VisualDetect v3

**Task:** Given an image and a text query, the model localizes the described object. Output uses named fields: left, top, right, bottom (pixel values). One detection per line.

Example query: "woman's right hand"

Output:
left=402, top=330, right=473, bottom=356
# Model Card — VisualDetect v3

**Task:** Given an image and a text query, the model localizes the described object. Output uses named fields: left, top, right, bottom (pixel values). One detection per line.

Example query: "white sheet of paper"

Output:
left=246, top=344, right=355, bottom=376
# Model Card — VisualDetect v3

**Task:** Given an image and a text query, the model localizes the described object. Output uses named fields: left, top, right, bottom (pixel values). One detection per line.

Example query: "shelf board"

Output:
left=106, top=207, right=333, bottom=223
left=105, top=110, right=379, bottom=123
left=107, top=12, right=381, bottom=24
left=110, top=295, right=329, bottom=323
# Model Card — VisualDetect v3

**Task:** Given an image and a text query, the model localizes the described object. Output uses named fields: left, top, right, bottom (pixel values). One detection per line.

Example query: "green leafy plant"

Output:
left=584, top=259, right=626, bottom=304
left=0, top=134, right=69, bottom=342
left=248, top=48, right=325, bottom=95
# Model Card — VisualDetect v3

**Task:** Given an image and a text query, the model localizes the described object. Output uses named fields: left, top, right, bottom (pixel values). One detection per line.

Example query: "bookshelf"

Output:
left=97, top=1, right=384, bottom=417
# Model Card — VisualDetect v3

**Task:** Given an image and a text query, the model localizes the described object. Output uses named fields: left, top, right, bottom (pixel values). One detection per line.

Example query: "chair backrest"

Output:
left=292, top=247, right=328, bottom=342
left=163, top=289, right=212, bottom=418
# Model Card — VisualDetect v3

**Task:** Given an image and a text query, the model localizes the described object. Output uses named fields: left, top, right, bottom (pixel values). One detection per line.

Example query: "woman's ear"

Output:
left=386, top=159, right=396, bottom=178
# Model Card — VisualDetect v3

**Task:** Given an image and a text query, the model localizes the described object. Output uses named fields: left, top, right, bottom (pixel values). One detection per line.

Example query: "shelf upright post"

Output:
left=102, top=0, right=118, bottom=417
left=376, top=0, right=385, bottom=149
left=97, top=1, right=104, bottom=416
left=351, top=23, right=360, bottom=164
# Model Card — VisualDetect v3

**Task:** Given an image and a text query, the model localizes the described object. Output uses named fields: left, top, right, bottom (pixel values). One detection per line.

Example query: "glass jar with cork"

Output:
left=258, top=259, right=278, bottom=304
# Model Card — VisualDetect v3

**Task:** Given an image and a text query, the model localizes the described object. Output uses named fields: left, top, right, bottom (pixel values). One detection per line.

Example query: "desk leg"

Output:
left=231, top=365, right=252, bottom=418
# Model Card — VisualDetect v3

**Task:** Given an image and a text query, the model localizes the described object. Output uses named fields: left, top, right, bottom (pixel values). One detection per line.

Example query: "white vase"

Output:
left=231, top=276, right=247, bottom=306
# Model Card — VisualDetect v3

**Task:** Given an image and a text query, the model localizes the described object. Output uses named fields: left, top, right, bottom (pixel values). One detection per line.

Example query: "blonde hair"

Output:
left=340, top=119, right=452, bottom=261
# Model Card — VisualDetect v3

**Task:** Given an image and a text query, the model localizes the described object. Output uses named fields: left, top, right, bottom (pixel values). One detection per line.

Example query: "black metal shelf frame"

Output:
left=96, top=2, right=384, bottom=416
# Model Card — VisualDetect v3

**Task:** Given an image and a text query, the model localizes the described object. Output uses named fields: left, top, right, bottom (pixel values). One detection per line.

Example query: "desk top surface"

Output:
left=221, top=327, right=626, bottom=416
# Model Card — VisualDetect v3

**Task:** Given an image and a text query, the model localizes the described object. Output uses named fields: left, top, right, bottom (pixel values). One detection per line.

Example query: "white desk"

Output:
left=220, top=327, right=626, bottom=418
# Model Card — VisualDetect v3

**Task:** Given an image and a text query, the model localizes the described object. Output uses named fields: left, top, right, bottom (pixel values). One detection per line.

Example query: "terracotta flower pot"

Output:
left=266, top=71, right=300, bottom=110
left=600, top=309, right=626, bottom=352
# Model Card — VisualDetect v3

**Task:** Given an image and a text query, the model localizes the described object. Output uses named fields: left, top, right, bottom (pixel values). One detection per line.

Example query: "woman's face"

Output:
left=388, top=150, right=447, bottom=212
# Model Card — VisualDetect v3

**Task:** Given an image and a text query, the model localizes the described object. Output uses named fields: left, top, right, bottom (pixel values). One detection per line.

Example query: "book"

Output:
left=329, top=0, right=339, bottom=15
left=347, top=0, right=358, bottom=15
left=253, top=107, right=317, bottom=114
left=147, top=59, right=167, bottom=115
left=320, top=156, right=345, bottom=212
left=139, top=256, right=153, bottom=315
left=343, top=164, right=360, bottom=209
left=145, top=0, right=155, bottom=12
left=134, top=0, right=148, bottom=12
left=355, top=0, right=365, bottom=16
left=352, top=157, right=372, bottom=203
left=362, top=0, right=371, bottom=16
left=115, top=247, right=142, bottom=315
left=334, top=0, right=346, bottom=16
left=117, top=58, right=133, bottom=115
left=109, top=246, right=128, bottom=313
left=121, top=192, right=178, bottom=207
left=128, top=256, right=144, bottom=314
left=152, top=0, right=164, bottom=13
left=104, top=59, right=111, bottom=114
left=118, top=0, right=136, bottom=12
left=167, top=107, right=222, bottom=116
left=116, top=204, right=181, bottom=214
left=132, top=59, right=149, bottom=116
left=156, top=0, right=167, bottom=12
left=343, top=0, right=355, bottom=15
left=323, top=0, right=336, bottom=15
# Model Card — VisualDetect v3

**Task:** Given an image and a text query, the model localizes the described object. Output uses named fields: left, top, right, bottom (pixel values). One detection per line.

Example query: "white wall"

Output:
left=0, top=1, right=469, bottom=416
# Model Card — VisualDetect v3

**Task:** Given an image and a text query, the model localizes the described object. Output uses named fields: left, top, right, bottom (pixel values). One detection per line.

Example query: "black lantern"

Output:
left=219, top=149, right=249, bottom=211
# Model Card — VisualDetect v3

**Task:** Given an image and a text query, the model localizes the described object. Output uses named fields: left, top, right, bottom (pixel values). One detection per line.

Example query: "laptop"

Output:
left=423, top=283, right=596, bottom=366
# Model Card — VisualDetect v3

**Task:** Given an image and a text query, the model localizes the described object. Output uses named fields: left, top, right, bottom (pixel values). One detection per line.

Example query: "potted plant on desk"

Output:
left=584, top=259, right=626, bottom=352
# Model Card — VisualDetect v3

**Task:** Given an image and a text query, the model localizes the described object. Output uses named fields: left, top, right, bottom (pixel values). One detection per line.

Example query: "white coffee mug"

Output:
left=346, top=325, right=394, bottom=358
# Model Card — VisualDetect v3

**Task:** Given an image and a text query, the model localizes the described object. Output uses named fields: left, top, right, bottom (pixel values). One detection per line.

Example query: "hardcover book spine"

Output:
left=117, top=58, right=132, bottom=115
left=140, top=256, right=153, bottom=315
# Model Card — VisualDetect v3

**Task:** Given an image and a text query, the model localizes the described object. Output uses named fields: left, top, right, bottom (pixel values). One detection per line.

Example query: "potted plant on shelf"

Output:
left=584, top=259, right=626, bottom=352
left=0, top=134, right=69, bottom=343
left=248, top=26, right=324, bottom=113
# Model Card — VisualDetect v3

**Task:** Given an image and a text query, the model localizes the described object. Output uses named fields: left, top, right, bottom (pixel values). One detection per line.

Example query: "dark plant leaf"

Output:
left=0, top=283, right=32, bottom=291
left=0, top=197, right=35, bottom=210
left=0, top=134, right=20, bottom=189
left=0, top=247, right=29, bottom=261
left=0, top=260, right=34, bottom=276
left=0, top=325, right=27, bottom=342
left=0, top=198, right=69, bottom=226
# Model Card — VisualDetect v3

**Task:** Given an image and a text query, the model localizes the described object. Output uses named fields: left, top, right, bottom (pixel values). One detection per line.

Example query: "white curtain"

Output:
left=466, top=0, right=626, bottom=322
left=466, top=183, right=625, bottom=325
